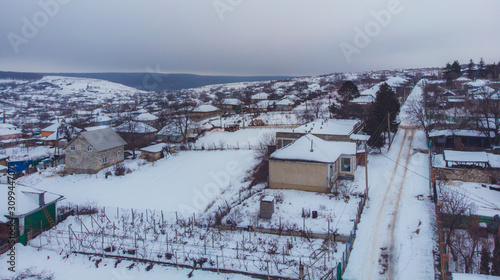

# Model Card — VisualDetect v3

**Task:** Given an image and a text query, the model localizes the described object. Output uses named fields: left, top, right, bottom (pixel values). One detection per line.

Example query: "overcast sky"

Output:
left=1, top=0, right=499, bottom=76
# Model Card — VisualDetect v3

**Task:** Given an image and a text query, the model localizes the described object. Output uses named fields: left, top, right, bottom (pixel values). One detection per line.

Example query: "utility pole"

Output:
left=365, top=142, right=369, bottom=197
left=387, top=112, right=391, bottom=150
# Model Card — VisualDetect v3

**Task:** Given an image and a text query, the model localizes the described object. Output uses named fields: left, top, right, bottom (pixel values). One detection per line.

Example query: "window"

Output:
left=70, top=146, right=75, bottom=151
left=117, top=151, right=121, bottom=156
left=87, top=146, right=92, bottom=151
left=341, top=158, right=351, bottom=173
left=102, top=157, right=107, bottom=163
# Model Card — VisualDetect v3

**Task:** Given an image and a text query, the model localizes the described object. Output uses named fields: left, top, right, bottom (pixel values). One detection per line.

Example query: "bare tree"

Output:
left=438, top=184, right=478, bottom=265
left=471, top=86, right=500, bottom=145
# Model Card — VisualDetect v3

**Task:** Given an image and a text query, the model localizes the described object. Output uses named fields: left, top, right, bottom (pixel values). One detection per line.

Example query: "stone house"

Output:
left=64, top=127, right=127, bottom=174
left=269, top=134, right=357, bottom=193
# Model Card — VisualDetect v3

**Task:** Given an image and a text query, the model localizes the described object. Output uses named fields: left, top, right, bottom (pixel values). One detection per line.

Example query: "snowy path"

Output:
left=343, top=127, right=436, bottom=280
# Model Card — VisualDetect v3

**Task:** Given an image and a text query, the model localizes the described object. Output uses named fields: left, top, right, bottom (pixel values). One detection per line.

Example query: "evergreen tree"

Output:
left=492, top=236, right=500, bottom=276
left=467, top=59, right=476, bottom=79
left=451, top=60, right=462, bottom=77
left=336, top=81, right=360, bottom=106
left=480, top=246, right=491, bottom=275
left=478, top=57, right=487, bottom=78
left=364, top=83, right=400, bottom=148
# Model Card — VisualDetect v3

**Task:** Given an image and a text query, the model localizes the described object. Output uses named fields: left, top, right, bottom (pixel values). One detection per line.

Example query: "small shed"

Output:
left=443, top=150, right=490, bottom=168
left=140, top=143, right=168, bottom=162
left=260, top=196, right=275, bottom=219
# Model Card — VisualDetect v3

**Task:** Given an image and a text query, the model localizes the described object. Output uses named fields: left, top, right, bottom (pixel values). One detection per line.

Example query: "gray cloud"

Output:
left=1, top=0, right=499, bottom=76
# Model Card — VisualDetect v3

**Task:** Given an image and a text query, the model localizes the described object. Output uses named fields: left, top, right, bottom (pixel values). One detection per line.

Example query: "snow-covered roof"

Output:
left=443, top=150, right=489, bottom=163
left=0, top=184, right=64, bottom=222
left=251, top=92, right=269, bottom=100
left=270, top=134, right=356, bottom=163
left=133, top=112, right=158, bottom=122
left=84, top=125, right=110, bottom=131
left=41, top=122, right=62, bottom=132
left=0, top=123, right=18, bottom=130
left=114, top=121, right=157, bottom=134
left=429, top=129, right=493, bottom=138
left=0, top=128, right=22, bottom=136
left=140, top=143, right=168, bottom=153
left=193, top=104, right=220, bottom=113
left=293, top=119, right=361, bottom=136
left=276, top=99, right=294, bottom=106
left=350, top=134, right=370, bottom=141
left=222, top=98, right=243, bottom=105
left=351, top=95, right=374, bottom=104
left=71, top=127, right=127, bottom=151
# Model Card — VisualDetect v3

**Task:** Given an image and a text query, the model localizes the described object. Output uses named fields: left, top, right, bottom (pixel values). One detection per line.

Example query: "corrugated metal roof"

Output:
left=80, top=127, right=127, bottom=151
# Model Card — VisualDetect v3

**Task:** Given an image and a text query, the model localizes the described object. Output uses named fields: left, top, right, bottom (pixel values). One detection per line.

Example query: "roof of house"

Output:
left=251, top=92, right=269, bottom=100
left=270, top=134, right=356, bottom=164
left=293, top=119, right=361, bottom=136
left=0, top=128, right=22, bottom=136
left=114, top=121, right=157, bottom=134
left=193, top=104, right=220, bottom=113
left=133, top=112, right=159, bottom=122
left=140, top=143, right=168, bottom=153
left=443, top=150, right=489, bottom=163
left=69, top=127, right=127, bottom=152
left=84, top=125, right=110, bottom=131
left=0, top=184, right=64, bottom=222
left=222, top=98, right=243, bottom=105
left=276, top=99, right=294, bottom=106
left=429, top=129, right=494, bottom=138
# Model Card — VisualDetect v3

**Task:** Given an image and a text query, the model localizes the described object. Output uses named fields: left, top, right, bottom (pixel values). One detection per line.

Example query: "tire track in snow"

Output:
left=386, top=129, right=415, bottom=279
left=362, top=129, right=409, bottom=280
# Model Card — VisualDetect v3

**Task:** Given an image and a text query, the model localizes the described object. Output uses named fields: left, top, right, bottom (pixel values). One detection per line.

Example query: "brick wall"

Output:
left=433, top=166, right=500, bottom=184
left=65, top=136, right=124, bottom=174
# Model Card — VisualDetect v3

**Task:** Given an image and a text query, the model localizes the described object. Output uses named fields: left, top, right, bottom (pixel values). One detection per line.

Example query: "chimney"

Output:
left=310, top=140, right=314, bottom=152
left=39, top=193, right=45, bottom=207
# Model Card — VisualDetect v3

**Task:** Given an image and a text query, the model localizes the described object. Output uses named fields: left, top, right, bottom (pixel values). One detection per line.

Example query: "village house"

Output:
left=275, top=98, right=295, bottom=111
left=269, top=134, right=357, bottom=193
left=251, top=92, right=269, bottom=104
left=114, top=121, right=157, bottom=150
left=218, top=98, right=243, bottom=113
left=65, top=127, right=127, bottom=174
left=276, top=119, right=363, bottom=149
left=0, top=184, right=64, bottom=246
left=133, top=112, right=159, bottom=127
left=191, top=104, right=221, bottom=120
left=429, top=129, right=493, bottom=152
left=0, top=128, right=22, bottom=141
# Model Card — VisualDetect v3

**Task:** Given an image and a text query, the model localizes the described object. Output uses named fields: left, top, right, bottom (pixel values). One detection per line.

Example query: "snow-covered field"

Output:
left=18, top=150, right=257, bottom=215
left=195, top=128, right=284, bottom=150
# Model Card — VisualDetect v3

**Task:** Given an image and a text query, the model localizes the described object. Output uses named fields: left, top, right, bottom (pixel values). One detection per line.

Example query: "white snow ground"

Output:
left=343, top=82, right=436, bottom=280
left=17, top=150, right=257, bottom=215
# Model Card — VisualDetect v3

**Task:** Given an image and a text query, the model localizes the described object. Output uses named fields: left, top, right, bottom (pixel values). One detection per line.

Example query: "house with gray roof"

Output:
left=64, top=127, right=127, bottom=174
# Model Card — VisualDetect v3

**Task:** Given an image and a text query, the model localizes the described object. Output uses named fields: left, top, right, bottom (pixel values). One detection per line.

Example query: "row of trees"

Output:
left=443, top=58, right=500, bottom=81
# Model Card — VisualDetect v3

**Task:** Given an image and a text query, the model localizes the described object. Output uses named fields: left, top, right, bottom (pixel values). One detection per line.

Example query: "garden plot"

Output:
left=18, top=150, right=257, bottom=215
left=194, top=128, right=284, bottom=150
left=439, top=180, right=500, bottom=218
left=216, top=165, right=367, bottom=237
left=28, top=208, right=344, bottom=279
